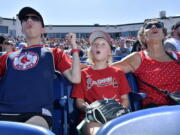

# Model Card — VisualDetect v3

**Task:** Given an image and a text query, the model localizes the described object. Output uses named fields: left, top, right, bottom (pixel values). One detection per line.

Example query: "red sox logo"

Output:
left=13, top=51, right=39, bottom=70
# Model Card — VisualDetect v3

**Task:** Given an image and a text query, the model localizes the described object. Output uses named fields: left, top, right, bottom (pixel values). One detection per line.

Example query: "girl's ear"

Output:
left=108, top=48, right=112, bottom=56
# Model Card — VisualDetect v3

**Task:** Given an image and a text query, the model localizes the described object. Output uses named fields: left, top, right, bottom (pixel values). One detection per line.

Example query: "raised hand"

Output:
left=66, top=33, right=78, bottom=49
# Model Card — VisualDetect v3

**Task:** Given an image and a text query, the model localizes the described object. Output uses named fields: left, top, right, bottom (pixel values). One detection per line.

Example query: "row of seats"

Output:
left=52, top=72, right=180, bottom=135
left=52, top=72, right=143, bottom=135
left=97, top=105, right=180, bottom=135
left=80, top=56, right=123, bottom=64
left=0, top=72, right=179, bottom=135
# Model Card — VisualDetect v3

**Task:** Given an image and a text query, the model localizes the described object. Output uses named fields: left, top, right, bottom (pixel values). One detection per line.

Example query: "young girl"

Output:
left=71, top=30, right=131, bottom=135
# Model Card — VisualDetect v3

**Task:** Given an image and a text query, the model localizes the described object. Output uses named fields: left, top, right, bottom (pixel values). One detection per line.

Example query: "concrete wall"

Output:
left=0, top=15, right=180, bottom=37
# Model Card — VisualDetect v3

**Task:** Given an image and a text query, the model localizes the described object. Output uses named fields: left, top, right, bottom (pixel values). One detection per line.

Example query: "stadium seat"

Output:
left=0, top=121, right=55, bottom=135
left=52, top=73, right=78, bottom=135
left=112, top=56, right=122, bottom=62
left=126, top=73, right=146, bottom=111
left=52, top=73, right=66, bottom=135
left=97, top=105, right=180, bottom=135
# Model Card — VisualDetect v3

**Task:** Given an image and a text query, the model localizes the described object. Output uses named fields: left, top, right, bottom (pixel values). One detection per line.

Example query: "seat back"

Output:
left=52, top=73, right=78, bottom=135
left=97, top=105, right=180, bottom=135
left=112, top=56, right=122, bottom=62
left=126, top=73, right=146, bottom=111
left=0, top=121, right=55, bottom=135
left=52, top=73, right=66, bottom=135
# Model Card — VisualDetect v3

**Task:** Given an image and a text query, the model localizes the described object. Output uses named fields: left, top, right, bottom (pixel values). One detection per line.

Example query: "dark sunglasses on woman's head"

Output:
left=144, top=22, right=164, bottom=29
left=22, top=15, right=41, bottom=22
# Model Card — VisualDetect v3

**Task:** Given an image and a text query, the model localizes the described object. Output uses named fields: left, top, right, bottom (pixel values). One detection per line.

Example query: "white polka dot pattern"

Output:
left=134, top=51, right=180, bottom=105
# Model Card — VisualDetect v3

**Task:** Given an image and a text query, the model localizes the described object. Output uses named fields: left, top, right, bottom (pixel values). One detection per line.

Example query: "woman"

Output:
left=112, top=19, right=180, bottom=108
left=71, top=30, right=130, bottom=135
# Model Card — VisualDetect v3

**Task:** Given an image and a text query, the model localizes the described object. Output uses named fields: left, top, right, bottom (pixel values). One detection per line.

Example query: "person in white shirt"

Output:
left=164, top=21, right=180, bottom=52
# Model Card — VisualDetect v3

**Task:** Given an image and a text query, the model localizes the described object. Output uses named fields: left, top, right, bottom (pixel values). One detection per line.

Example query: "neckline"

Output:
left=90, top=66, right=110, bottom=71
left=24, top=44, right=44, bottom=49
left=142, top=50, right=175, bottom=63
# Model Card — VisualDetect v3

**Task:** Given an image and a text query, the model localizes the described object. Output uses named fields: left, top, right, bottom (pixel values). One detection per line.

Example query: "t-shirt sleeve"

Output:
left=52, top=48, right=72, bottom=73
left=118, top=70, right=131, bottom=96
left=0, top=53, right=8, bottom=77
left=71, top=71, right=86, bottom=99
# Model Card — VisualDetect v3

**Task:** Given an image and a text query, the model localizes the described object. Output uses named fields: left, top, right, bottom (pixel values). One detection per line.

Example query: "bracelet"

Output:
left=71, top=49, right=80, bottom=53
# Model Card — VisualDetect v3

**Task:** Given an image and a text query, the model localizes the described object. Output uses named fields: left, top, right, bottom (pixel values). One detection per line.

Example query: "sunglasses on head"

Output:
left=22, top=15, right=41, bottom=22
left=144, top=22, right=164, bottom=29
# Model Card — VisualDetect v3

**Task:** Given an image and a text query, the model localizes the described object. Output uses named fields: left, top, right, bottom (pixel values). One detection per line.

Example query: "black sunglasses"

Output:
left=144, top=22, right=164, bottom=29
left=22, top=15, right=41, bottom=22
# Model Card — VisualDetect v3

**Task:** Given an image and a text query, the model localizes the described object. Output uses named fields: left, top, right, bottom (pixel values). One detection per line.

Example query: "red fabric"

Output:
left=51, top=48, right=72, bottom=73
left=71, top=66, right=130, bottom=104
left=0, top=45, right=72, bottom=77
left=134, top=51, right=180, bottom=106
left=0, top=53, right=9, bottom=77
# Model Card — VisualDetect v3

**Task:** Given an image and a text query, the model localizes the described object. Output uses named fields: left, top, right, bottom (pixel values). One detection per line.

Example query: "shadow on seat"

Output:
left=97, top=105, right=180, bottom=135
left=0, top=121, right=55, bottom=135
left=126, top=73, right=146, bottom=112
left=53, top=73, right=78, bottom=135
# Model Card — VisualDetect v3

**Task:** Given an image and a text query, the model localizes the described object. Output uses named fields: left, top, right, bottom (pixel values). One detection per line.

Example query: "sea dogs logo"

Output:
left=13, top=51, right=39, bottom=70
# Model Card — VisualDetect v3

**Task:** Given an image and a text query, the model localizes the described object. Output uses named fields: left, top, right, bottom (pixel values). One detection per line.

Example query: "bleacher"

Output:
left=52, top=71, right=143, bottom=135
left=0, top=56, right=179, bottom=135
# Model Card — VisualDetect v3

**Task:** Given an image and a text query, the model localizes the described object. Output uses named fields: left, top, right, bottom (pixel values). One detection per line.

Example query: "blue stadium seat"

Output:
left=52, top=73, right=66, bottom=135
left=126, top=73, right=146, bottom=111
left=52, top=72, right=145, bottom=135
left=112, top=56, right=122, bottom=62
left=80, top=57, right=88, bottom=64
left=0, top=121, right=55, bottom=135
left=97, top=105, right=180, bottom=135
left=52, top=73, right=78, bottom=135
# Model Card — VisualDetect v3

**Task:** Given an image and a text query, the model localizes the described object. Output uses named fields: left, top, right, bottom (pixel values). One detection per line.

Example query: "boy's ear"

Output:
left=41, top=28, right=45, bottom=35
left=21, top=27, right=24, bottom=34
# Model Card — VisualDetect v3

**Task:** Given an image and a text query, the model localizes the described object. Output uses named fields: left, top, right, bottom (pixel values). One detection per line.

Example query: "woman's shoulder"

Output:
left=111, top=51, right=142, bottom=73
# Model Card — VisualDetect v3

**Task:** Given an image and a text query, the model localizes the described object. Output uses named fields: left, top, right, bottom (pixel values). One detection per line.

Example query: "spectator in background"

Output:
left=115, top=39, right=130, bottom=57
left=125, top=40, right=133, bottom=52
left=164, top=21, right=180, bottom=52
left=112, top=19, right=180, bottom=108
left=2, top=40, right=16, bottom=53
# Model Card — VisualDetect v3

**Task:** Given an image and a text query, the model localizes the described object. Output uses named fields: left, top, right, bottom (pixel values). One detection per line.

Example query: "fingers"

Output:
left=66, top=33, right=78, bottom=49
left=67, top=33, right=76, bottom=41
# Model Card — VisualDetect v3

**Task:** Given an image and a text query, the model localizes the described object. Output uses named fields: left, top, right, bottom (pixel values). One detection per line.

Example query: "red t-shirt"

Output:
left=71, top=66, right=131, bottom=104
left=134, top=51, right=180, bottom=106
left=0, top=45, right=72, bottom=77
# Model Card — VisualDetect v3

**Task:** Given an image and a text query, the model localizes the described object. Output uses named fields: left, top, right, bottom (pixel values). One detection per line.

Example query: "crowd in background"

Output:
left=0, top=21, right=180, bottom=60
left=0, top=35, right=136, bottom=57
